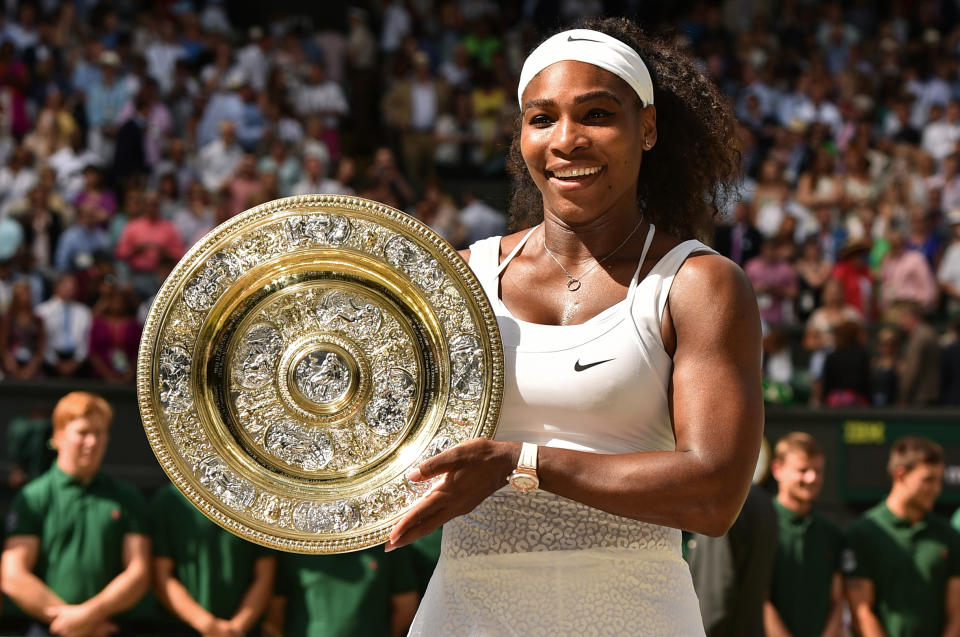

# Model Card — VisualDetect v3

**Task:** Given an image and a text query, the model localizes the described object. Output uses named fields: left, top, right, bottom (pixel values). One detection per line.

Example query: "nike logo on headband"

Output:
left=567, top=35, right=602, bottom=42
left=574, top=358, right=615, bottom=372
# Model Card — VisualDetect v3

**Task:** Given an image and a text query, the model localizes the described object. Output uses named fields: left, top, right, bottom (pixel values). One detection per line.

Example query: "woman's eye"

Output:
left=529, top=114, right=552, bottom=126
left=585, top=109, right=613, bottom=120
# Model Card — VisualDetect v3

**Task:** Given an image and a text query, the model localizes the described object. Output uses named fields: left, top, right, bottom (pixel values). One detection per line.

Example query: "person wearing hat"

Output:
left=85, top=50, right=129, bottom=164
left=381, top=50, right=448, bottom=187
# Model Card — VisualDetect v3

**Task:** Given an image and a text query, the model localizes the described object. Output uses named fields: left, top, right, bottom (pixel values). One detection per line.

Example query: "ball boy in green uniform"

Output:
left=1, top=392, right=151, bottom=636
left=151, top=483, right=276, bottom=637
left=844, top=436, right=960, bottom=637
left=764, top=432, right=845, bottom=637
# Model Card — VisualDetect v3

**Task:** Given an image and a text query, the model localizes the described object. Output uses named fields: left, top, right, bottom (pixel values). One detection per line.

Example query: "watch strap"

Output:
left=517, top=442, right=538, bottom=472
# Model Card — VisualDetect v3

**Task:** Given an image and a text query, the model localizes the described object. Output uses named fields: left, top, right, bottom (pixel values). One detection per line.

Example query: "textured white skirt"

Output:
left=408, top=487, right=706, bottom=636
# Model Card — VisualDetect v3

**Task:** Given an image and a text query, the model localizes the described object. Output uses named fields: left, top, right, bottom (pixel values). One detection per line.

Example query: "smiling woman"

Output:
left=387, top=17, right=763, bottom=636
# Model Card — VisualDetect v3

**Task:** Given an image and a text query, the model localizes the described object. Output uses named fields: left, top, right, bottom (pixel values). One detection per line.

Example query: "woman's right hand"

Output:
left=384, top=438, right=520, bottom=551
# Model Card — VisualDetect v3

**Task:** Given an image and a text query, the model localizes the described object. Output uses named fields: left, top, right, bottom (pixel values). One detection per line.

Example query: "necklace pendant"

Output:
left=566, top=278, right=581, bottom=292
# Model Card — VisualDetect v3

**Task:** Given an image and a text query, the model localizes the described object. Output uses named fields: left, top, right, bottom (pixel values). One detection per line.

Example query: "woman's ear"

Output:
left=640, top=105, right=657, bottom=150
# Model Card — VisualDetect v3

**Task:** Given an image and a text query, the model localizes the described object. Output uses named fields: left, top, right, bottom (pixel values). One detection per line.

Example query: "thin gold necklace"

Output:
left=542, top=217, right=645, bottom=292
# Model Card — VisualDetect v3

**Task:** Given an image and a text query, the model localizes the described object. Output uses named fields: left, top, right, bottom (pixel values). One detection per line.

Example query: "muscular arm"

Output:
left=1, top=536, right=66, bottom=623
left=846, top=577, right=887, bottom=637
left=387, top=255, right=763, bottom=548
left=944, top=577, right=960, bottom=637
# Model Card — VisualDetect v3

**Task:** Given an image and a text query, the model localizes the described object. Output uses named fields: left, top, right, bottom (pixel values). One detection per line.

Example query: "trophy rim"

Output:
left=137, top=194, right=503, bottom=553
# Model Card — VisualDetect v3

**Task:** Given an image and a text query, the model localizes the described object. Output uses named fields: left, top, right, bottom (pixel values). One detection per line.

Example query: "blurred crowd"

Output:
left=0, top=0, right=959, bottom=405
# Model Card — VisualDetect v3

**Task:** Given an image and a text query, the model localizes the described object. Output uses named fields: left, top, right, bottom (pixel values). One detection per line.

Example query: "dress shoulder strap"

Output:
left=651, top=239, right=718, bottom=321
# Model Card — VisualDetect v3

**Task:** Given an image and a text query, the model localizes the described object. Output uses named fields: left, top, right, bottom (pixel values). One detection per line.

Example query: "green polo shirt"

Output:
left=844, top=501, right=960, bottom=637
left=769, top=500, right=843, bottom=637
left=4, top=463, right=148, bottom=605
left=151, top=483, right=274, bottom=621
left=277, top=546, right=417, bottom=637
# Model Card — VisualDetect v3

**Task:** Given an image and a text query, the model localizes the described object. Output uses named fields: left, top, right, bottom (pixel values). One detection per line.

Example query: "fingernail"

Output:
left=384, top=543, right=395, bottom=553
left=407, top=468, right=423, bottom=482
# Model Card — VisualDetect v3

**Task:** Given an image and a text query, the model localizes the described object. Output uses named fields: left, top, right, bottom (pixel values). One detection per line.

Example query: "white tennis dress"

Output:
left=408, top=224, right=710, bottom=636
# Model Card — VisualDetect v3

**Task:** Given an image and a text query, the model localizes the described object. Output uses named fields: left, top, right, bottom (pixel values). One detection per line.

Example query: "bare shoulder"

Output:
left=671, top=252, right=757, bottom=323
left=457, top=229, right=531, bottom=265
left=664, top=252, right=760, bottom=356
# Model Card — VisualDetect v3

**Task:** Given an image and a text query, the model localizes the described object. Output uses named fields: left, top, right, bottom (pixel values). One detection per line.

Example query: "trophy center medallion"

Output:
left=293, top=348, right=354, bottom=407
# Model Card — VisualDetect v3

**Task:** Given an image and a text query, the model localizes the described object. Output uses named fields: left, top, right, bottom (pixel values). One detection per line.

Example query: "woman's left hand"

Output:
left=385, top=438, right=519, bottom=552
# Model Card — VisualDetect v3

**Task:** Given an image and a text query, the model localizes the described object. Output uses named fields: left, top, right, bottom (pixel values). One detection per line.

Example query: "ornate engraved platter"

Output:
left=138, top=195, right=503, bottom=553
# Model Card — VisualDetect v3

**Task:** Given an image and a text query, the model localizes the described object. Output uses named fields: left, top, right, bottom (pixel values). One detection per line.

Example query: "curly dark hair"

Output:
left=507, top=17, right=740, bottom=240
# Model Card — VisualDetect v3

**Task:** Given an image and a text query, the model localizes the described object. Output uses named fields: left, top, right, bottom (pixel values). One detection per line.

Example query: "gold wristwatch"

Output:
left=507, top=442, right=539, bottom=492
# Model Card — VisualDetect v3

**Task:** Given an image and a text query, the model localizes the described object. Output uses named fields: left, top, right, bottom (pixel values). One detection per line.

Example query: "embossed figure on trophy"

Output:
left=296, top=351, right=351, bottom=403
left=264, top=422, right=333, bottom=471
left=316, top=291, right=383, bottom=336
left=449, top=335, right=484, bottom=399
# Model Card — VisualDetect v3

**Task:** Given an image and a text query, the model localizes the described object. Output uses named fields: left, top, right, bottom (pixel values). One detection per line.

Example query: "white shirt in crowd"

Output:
left=938, top=240, right=960, bottom=293
left=294, top=81, right=349, bottom=128
left=198, top=138, right=243, bottom=192
left=35, top=296, right=92, bottom=365
left=921, top=118, right=960, bottom=161
left=292, top=178, right=354, bottom=197
left=0, top=166, right=36, bottom=214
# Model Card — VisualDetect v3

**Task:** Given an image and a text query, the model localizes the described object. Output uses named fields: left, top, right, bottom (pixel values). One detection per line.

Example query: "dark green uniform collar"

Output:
left=774, top=498, right=813, bottom=527
left=49, top=462, right=102, bottom=489
left=876, top=501, right=928, bottom=531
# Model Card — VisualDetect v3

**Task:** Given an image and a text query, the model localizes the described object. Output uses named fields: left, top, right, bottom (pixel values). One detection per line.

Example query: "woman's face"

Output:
left=520, top=60, right=655, bottom=226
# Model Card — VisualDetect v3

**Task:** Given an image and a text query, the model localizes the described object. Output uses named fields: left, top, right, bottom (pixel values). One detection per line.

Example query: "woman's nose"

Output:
left=550, top=116, right=588, bottom=155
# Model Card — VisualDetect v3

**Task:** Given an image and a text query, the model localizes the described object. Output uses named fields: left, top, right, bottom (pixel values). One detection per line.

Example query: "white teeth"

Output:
left=552, top=166, right=602, bottom=178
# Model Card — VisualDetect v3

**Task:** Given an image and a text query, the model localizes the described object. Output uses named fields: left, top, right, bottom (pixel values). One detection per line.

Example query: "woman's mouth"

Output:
left=547, top=165, right=604, bottom=188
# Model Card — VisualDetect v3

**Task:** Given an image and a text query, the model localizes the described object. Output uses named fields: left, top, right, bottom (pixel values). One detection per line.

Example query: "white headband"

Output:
left=517, top=29, right=654, bottom=108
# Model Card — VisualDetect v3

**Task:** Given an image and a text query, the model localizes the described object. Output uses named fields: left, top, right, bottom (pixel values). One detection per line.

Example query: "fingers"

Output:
left=409, top=445, right=461, bottom=482
left=385, top=501, right=451, bottom=552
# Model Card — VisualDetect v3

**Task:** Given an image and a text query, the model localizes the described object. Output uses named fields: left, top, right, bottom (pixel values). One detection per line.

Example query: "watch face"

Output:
left=511, top=474, right=538, bottom=492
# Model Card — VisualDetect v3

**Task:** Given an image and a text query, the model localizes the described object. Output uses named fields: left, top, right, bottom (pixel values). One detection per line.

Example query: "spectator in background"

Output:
left=871, top=326, right=900, bottom=406
left=831, top=239, right=874, bottom=320
left=794, top=237, right=833, bottom=322
left=258, top=139, right=301, bottom=197
left=85, top=50, right=129, bottom=163
left=199, top=120, right=243, bottom=194
left=151, top=483, right=276, bottom=637
left=803, top=278, right=864, bottom=404
left=227, top=153, right=260, bottom=217
left=745, top=238, right=799, bottom=325
left=714, top=201, right=762, bottom=268
left=88, top=281, right=140, bottom=383
left=896, top=301, right=941, bottom=406
left=765, top=433, right=844, bottom=637
left=54, top=196, right=110, bottom=272
left=0, top=207, right=24, bottom=263
left=844, top=436, right=960, bottom=637
left=0, top=279, right=45, bottom=379
left=4, top=403, right=54, bottom=490
left=459, top=191, right=506, bottom=248
left=114, top=190, right=184, bottom=299
left=292, top=151, right=354, bottom=197
left=294, top=61, right=349, bottom=162
left=265, top=548, right=419, bottom=637
left=382, top=50, right=446, bottom=187
left=20, top=185, right=63, bottom=277
left=35, top=273, right=91, bottom=378
left=1, top=391, right=151, bottom=636
left=921, top=101, right=960, bottom=162
left=938, top=210, right=960, bottom=319
left=72, top=165, right=117, bottom=225
left=172, top=182, right=214, bottom=249
left=880, top=228, right=938, bottom=315
left=0, top=144, right=37, bottom=215
left=821, top=320, right=872, bottom=406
